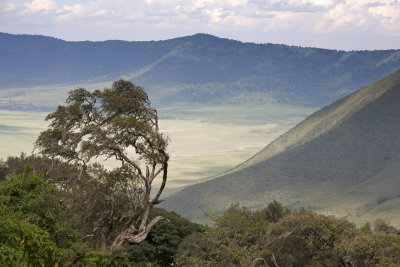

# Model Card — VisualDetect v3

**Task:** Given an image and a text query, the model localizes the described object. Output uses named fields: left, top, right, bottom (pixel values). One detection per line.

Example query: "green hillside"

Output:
left=161, top=69, right=400, bottom=225
left=2, top=33, right=400, bottom=109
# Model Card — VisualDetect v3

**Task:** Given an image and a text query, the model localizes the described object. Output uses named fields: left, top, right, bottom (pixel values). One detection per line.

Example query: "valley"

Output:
left=0, top=103, right=315, bottom=191
left=1, top=32, right=400, bottom=227
left=2, top=1, right=400, bottom=264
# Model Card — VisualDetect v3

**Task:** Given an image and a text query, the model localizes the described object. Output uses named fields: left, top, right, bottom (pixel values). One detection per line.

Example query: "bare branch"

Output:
left=271, top=254, right=280, bottom=267
left=252, top=258, right=270, bottom=267
left=151, top=160, right=168, bottom=205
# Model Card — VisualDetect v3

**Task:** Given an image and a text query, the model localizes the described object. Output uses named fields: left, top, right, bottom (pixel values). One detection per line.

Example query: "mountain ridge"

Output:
left=2, top=32, right=400, bottom=108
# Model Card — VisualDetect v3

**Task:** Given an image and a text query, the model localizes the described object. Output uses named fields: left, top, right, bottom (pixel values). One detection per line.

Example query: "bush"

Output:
left=60, top=243, right=134, bottom=267
left=175, top=202, right=400, bottom=267
left=0, top=212, right=59, bottom=266
left=0, top=170, right=76, bottom=248
left=127, top=208, right=205, bottom=266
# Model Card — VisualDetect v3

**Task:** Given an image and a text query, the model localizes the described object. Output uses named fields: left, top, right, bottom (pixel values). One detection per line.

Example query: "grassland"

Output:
left=0, top=103, right=316, bottom=191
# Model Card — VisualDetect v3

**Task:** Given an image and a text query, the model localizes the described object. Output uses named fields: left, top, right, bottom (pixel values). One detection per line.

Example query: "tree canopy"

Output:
left=35, top=80, right=170, bottom=250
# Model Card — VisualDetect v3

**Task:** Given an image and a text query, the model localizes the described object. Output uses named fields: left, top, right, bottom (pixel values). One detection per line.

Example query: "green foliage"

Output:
left=64, top=164, right=146, bottom=247
left=60, top=244, right=134, bottom=267
left=176, top=203, right=272, bottom=266
left=175, top=202, right=400, bottom=266
left=374, top=218, right=399, bottom=235
left=127, top=208, right=205, bottom=266
left=265, top=211, right=355, bottom=266
left=0, top=212, right=60, bottom=266
left=261, top=199, right=290, bottom=223
left=0, top=160, right=202, bottom=266
left=3, top=153, right=83, bottom=187
left=35, top=80, right=170, bottom=250
left=0, top=170, right=77, bottom=248
left=0, top=160, right=8, bottom=182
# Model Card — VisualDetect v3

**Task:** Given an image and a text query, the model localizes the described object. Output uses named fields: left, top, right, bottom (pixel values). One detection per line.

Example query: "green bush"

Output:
left=0, top=212, right=59, bottom=266
left=127, top=208, right=205, bottom=266
left=175, top=202, right=400, bottom=267
left=60, top=243, right=134, bottom=267
left=0, top=169, right=76, bottom=248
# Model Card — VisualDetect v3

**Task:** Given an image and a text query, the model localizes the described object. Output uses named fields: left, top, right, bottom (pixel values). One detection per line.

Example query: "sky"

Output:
left=1, top=0, right=400, bottom=50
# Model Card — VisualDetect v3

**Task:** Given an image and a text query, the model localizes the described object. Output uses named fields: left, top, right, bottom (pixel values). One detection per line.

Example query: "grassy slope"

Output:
left=221, top=66, right=400, bottom=175
left=161, top=70, right=400, bottom=226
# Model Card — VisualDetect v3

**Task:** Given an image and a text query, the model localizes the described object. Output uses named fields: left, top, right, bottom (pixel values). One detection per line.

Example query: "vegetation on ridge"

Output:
left=175, top=202, right=400, bottom=266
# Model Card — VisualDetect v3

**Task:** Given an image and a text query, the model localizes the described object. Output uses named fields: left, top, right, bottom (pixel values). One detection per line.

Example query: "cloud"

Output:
left=368, top=1, right=400, bottom=32
left=1, top=0, right=400, bottom=49
left=314, top=0, right=400, bottom=34
left=25, top=0, right=57, bottom=12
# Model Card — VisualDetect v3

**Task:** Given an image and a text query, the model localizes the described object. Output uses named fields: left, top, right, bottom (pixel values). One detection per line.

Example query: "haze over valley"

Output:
left=2, top=32, right=400, bottom=207
left=0, top=103, right=315, bottom=190
left=1, top=32, right=400, bottom=224
left=2, top=0, right=400, bottom=264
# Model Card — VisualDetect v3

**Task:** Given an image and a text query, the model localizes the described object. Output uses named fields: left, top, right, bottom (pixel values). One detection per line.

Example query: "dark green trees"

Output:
left=0, top=170, right=74, bottom=266
left=35, top=80, right=170, bottom=250
left=127, top=208, right=205, bottom=266
left=175, top=202, right=400, bottom=266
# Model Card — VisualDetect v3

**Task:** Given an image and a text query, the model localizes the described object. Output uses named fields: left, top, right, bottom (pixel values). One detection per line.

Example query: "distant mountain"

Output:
left=161, top=69, right=400, bottom=226
left=1, top=32, right=400, bottom=107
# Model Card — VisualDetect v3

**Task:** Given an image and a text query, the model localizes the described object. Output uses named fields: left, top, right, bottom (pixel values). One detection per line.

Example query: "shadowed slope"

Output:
left=161, top=70, right=400, bottom=225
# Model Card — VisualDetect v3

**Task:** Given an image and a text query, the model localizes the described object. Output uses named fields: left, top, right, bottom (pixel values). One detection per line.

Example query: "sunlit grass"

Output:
left=0, top=104, right=315, bottom=190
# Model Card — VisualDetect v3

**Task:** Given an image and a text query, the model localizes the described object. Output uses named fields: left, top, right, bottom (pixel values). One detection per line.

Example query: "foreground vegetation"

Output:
left=176, top=202, right=400, bottom=266
left=1, top=155, right=399, bottom=266
left=0, top=154, right=204, bottom=266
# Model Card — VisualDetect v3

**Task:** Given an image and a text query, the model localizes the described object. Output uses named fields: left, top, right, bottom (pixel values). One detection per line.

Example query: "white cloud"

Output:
left=193, top=0, right=215, bottom=9
left=1, top=1, right=17, bottom=12
left=1, top=0, right=399, bottom=49
left=25, top=0, right=57, bottom=12
left=226, top=0, right=249, bottom=6
left=368, top=1, right=400, bottom=32
left=315, top=0, right=400, bottom=35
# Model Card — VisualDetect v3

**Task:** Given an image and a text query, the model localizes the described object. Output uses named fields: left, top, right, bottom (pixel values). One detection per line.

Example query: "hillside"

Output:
left=1, top=32, right=400, bottom=108
left=161, top=69, right=400, bottom=225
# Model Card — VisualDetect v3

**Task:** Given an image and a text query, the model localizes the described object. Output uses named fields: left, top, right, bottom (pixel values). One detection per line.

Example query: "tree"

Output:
left=0, top=160, right=8, bottom=181
left=127, top=208, right=205, bottom=266
left=35, top=80, right=170, bottom=250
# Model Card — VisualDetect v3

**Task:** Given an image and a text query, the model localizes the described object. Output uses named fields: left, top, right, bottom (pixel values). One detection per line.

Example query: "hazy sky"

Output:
left=1, top=0, right=400, bottom=50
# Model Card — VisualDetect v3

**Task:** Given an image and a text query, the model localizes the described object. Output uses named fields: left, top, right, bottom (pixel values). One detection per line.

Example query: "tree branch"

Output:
left=151, top=159, right=168, bottom=205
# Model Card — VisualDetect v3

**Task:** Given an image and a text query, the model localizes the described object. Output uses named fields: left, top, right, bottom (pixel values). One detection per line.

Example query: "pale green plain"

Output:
left=0, top=103, right=316, bottom=192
